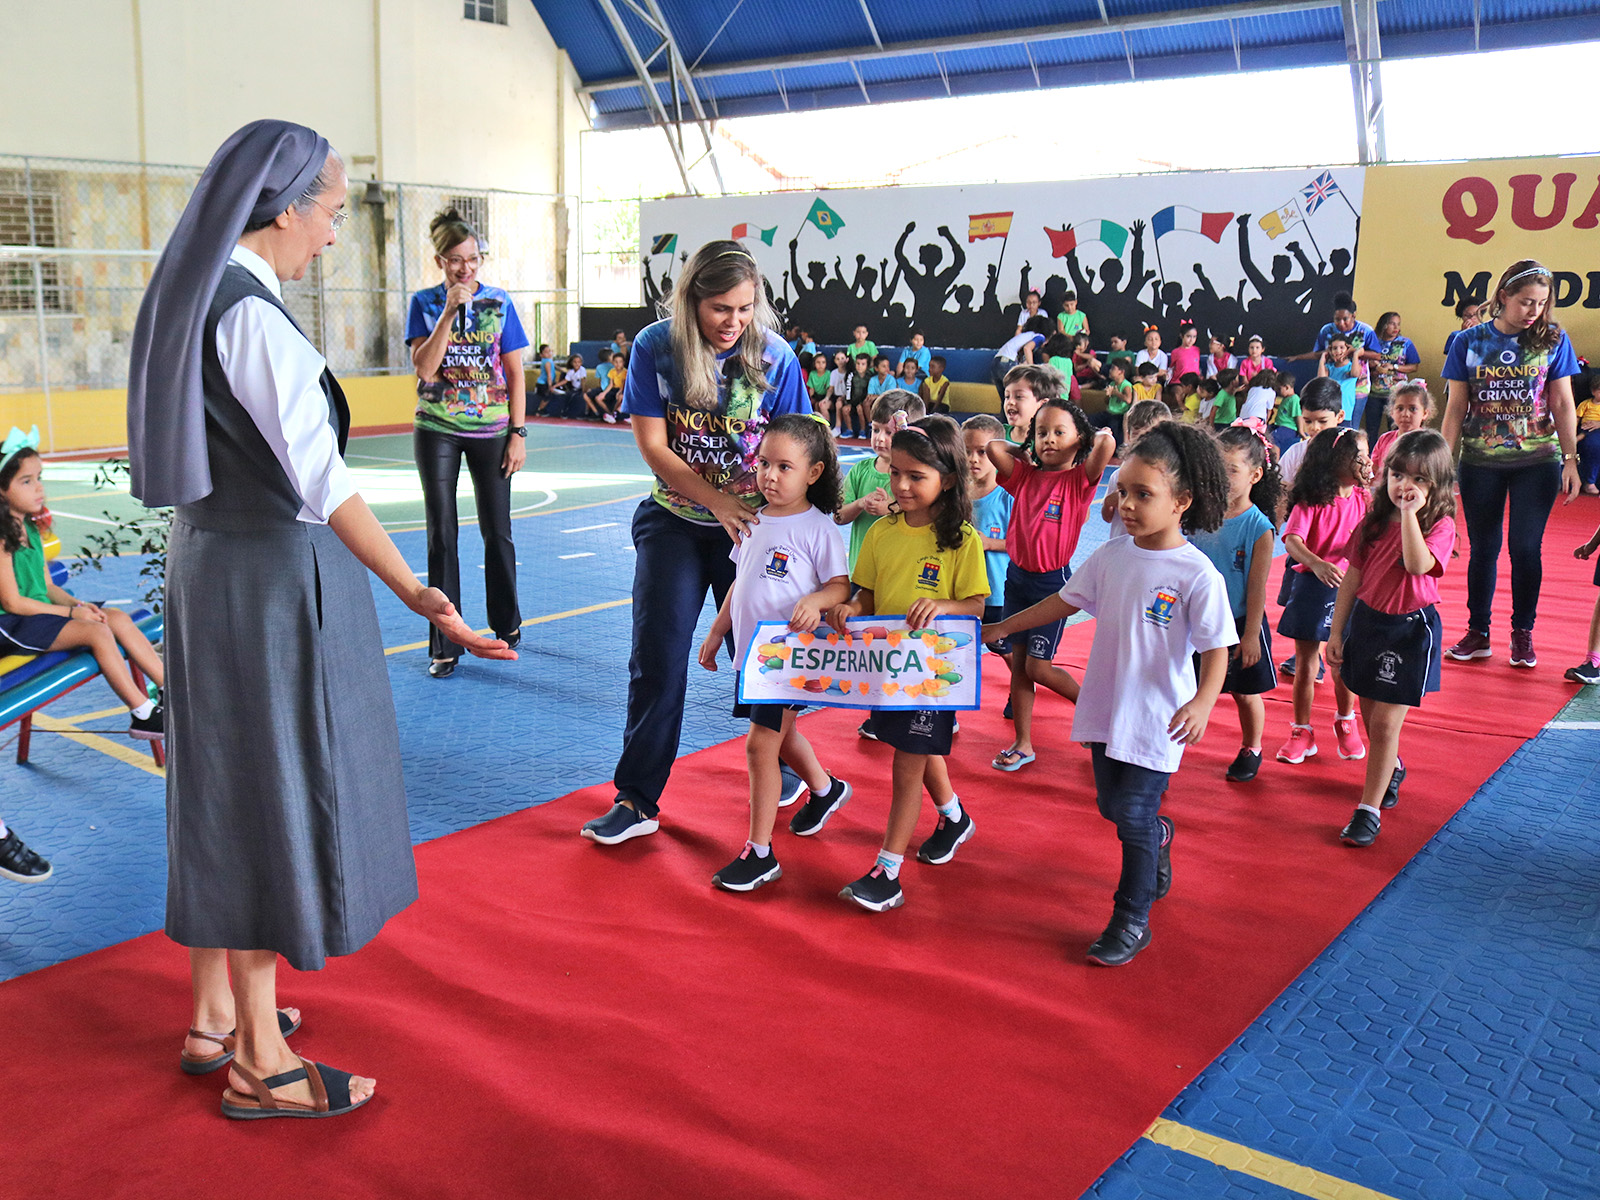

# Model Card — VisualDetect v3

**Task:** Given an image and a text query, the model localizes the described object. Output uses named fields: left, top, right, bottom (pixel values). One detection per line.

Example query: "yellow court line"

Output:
left=57, top=705, right=133, bottom=724
left=379, top=491, right=649, bottom=535
left=29, top=713, right=165, bottom=779
left=384, top=597, right=633, bottom=656
left=1143, top=1119, right=1403, bottom=1200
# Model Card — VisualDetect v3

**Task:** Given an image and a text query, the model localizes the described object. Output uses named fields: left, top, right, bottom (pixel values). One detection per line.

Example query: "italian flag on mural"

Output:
left=1151, top=205, right=1233, bottom=242
left=731, top=223, right=778, bottom=245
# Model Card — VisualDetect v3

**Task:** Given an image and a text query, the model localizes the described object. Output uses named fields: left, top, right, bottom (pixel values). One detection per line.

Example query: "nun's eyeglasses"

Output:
left=309, top=197, right=349, bottom=233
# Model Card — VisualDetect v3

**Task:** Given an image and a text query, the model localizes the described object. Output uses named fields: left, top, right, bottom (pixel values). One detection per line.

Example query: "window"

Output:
left=446, top=194, right=491, bottom=251
left=464, top=0, right=505, bottom=24
left=0, top=169, right=66, bottom=313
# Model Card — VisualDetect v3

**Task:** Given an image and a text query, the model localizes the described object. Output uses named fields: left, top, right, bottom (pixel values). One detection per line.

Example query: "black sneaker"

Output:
left=1155, top=816, right=1174, bottom=900
left=789, top=777, right=852, bottom=836
left=580, top=801, right=660, bottom=845
left=915, top=807, right=974, bottom=864
left=857, top=718, right=879, bottom=741
left=0, top=829, right=53, bottom=882
left=1087, top=915, right=1151, bottom=966
left=497, top=629, right=522, bottom=651
left=778, top=762, right=806, bottom=809
left=129, top=703, right=164, bottom=741
left=1381, top=761, right=1406, bottom=810
left=427, top=658, right=457, bottom=678
left=1225, top=748, right=1262, bottom=783
left=712, top=845, right=781, bottom=892
left=1565, top=661, right=1600, bottom=685
left=839, top=865, right=904, bottom=912
left=1341, top=807, right=1381, bottom=847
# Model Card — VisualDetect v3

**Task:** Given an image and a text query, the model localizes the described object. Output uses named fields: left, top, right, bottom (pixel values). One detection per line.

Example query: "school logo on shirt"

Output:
left=765, top=550, right=791, bottom=580
left=1044, top=500, right=1063, bottom=522
left=1232, top=546, right=1247, bottom=574
left=1144, top=587, right=1179, bottom=627
left=1377, top=650, right=1403, bottom=684
left=917, top=559, right=943, bottom=590
left=988, top=525, right=1003, bottom=538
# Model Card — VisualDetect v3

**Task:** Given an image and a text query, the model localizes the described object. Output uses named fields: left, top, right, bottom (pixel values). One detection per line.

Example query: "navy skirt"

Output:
left=1196, top=614, right=1277, bottom=696
left=1277, top=569, right=1338, bottom=643
left=1339, top=600, right=1442, bottom=707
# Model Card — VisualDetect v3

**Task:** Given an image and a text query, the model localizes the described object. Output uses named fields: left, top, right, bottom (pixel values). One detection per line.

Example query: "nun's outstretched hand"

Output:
left=417, top=589, right=517, bottom=660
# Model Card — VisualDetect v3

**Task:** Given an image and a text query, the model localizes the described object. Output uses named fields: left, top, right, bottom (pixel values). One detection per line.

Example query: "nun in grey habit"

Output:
left=127, top=119, right=511, bottom=1119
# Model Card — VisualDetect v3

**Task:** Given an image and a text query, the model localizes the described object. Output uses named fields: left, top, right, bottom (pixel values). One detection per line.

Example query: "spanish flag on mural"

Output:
left=732, top=223, right=778, bottom=245
left=1257, top=198, right=1305, bottom=240
left=968, top=212, right=1013, bottom=242
left=1151, top=205, right=1233, bottom=243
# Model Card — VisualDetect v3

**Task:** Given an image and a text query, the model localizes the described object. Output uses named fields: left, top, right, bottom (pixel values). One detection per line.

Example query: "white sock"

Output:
left=1336, top=711, right=1356, bottom=723
left=937, top=795, right=964, bottom=822
left=746, top=840, right=771, bottom=858
left=131, top=700, right=154, bottom=720
left=1243, top=745, right=1262, bottom=754
left=1292, top=723, right=1312, bottom=732
left=1358, top=803, right=1382, bottom=816
left=875, top=849, right=904, bottom=879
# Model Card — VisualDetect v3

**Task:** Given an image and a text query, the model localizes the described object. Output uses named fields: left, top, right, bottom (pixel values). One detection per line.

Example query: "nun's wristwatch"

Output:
left=509, top=425, right=527, bottom=438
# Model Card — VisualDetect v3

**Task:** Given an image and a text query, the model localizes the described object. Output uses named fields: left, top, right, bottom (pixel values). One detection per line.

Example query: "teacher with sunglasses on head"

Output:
left=406, top=208, right=529, bottom=678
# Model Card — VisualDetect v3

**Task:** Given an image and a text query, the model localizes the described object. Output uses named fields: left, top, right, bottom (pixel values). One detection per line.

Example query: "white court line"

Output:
left=561, top=522, right=619, bottom=534
left=558, top=552, right=595, bottom=560
left=477, top=561, right=524, bottom=569
left=1545, top=719, right=1600, bottom=730
left=344, top=452, right=415, bottom=465
left=40, top=508, right=123, bottom=526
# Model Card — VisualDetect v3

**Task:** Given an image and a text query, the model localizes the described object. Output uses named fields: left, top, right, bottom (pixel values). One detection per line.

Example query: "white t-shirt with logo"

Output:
left=1059, top=537, right=1237, bottom=773
left=728, top=506, right=849, bottom=663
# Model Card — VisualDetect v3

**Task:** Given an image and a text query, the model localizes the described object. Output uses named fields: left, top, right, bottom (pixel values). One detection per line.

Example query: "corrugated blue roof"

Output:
left=528, top=0, right=1600, bottom=129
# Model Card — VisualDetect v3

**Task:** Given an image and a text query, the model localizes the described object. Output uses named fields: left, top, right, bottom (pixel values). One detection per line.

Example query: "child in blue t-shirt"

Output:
left=533, top=343, right=556, bottom=415
left=896, top=331, right=932, bottom=382
left=964, top=414, right=1014, bottom=658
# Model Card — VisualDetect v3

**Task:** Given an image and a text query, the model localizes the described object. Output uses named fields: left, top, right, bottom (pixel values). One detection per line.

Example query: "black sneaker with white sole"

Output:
left=1340, top=807, right=1381, bottom=847
left=839, top=865, right=903, bottom=912
left=712, top=845, right=781, bottom=892
left=1381, top=761, right=1406, bottom=810
left=1087, top=915, right=1151, bottom=966
left=1565, top=661, right=1600, bottom=685
left=1155, top=816, right=1174, bottom=900
left=1225, top=748, right=1261, bottom=782
left=915, top=808, right=974, bottom=864
left=580, top=801, right=660, bottom=845
left=788, top=777, right=851, bottom=836
left=857, top=718, right=879, bottom=741
left=778, top=762, right=806, bottom=809
left=0, top=829, right=52, bottom=882
left=129, top=703, right=164, bottom=741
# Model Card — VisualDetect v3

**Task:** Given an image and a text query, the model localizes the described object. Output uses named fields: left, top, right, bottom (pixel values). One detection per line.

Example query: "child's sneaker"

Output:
left=1340, top=807, right=1381, bottom=847
left=1381, top=761, right=1406, bottom=810
left=1333, top=716, right=1366, bottom=760
left=1510, top=629, right=1537, bottom=668
left=1086, top=915, right=1151, bottom=967
left=0, top=829, right=52, bottom=882
left=1225, top=748, right=1262, bottom=782
left=915, top=807, right=974, bottom=864
left=856, top=718, right=879, bottom=741
left=712, top=844, right=781, bottom=893
left=1565, top=660, right=1600, bottom=685
left=1276, top=725, right=1317, bottom=763
left=129, top=702, right=164, bottom=742
left=1155, top=816, right=1174, bottom=900
left=580, top=802, right=659, bottom=845
left=778, top=763, right=806, bottom=808
left=788, top=777, right=852, bottom=837
left=1447, top=629, right=1492, bottom=660
left=839, top=865, right=903, bottom=912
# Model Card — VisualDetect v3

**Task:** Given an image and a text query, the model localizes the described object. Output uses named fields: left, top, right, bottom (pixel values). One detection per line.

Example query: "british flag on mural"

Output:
left=1301, top=170, right=1342, bottom=215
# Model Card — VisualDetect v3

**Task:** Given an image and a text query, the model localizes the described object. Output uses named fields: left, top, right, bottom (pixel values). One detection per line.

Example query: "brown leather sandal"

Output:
left=220, top=1055, right=371, bottom=1120
left=179, top=1009, right=301, bottom=1075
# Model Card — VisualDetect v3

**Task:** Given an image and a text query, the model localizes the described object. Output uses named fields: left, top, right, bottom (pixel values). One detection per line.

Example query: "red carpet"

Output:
left=7, top=501, right=1598, bottom=1200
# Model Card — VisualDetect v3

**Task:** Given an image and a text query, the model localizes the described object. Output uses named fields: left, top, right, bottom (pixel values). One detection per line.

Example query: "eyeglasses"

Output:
left=445, top=254, right=483, bottom=269
left=309, top=196, right=348, bottom=233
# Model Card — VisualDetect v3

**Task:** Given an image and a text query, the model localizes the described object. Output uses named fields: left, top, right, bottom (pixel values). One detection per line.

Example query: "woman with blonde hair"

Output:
left=582, top=240, right=810, bottom=845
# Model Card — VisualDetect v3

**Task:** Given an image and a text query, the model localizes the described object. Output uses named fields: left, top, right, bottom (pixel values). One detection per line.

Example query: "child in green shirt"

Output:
left=836, top=391, right=927, bottom=571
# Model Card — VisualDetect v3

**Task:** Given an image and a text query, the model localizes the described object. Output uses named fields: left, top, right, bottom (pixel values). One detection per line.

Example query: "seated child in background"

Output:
left=1057, top=292, right=1089, bottom=339
left=1135, top=326, right=1169, bottom=385
left=587, top=352, right=625, bottom=422
left=1239, top=368, right=1278, bottom=424
left=845, top=324, right=877, bottom=365
left=1574, top=368, right=1600, bottom=495
left=1132, top=361, right=1162, bottom=404
left=868, top=355, right=897, bottom=398
left=897, top=357, right=921, bottom=395
left=554, top=353, right=586, bottom=419
left=1207, top=334, right=1235, bottom=378
left=1100, top=399, right=1174, bottom=537
left=1191, top=377, right=1220, bottom=424
left=594, top=347, right=615, bottom=391
left=897, top=330, right=931, bottom=381
left=1071, top=334, right=1101, bottom=388
left=1096, top=360, right=1134, bottom=443
left=921, top=355, right=952, bottom=413
left=794, top=328, right=818, bottom=356
left=1175, top=373, right=1202, bottom=417
left=808, top=351, right=834, bottom=427
left=609, top=328, right=630, bottom=357
left=1237, top=335, right=1275, bottom=385
left=826, top=350, right=852, bottom=434
left=1169, top=323, right=1203, bottom=381
left=1371, top=380, right=1434, bottom=476
left=1209, top=368, right=1241, bottom=427
left=1104, top=334, right=1137, bottom=381
left=1043, top=332, right=1076, bottom=379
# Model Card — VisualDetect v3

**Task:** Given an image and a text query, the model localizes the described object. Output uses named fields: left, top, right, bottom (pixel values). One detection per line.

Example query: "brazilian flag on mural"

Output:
left=805, top=197, right=845, bottom=238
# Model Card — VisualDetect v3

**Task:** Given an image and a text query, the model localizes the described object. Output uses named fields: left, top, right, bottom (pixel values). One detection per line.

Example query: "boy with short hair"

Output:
left=896, top=330, right=931, bottom=381
left=845, top=325, right=877, bottom=364
left=1057, top=292, right=1089, bottom=339
left=1269, top=371, right=1302, bottom=456
left=868, top=354, right=896, bottom=398
left=1001, top=362, right=1065, bottom=444
left=1210, top=368, right=1241, bottom=427
left=1103, top=333, right=1137, bottom=381
left=1131, top=360, right=1162, bottom=403
left=921, top=355, right=952, bottom=413
left=1093, top=359, right=1134, bottom=445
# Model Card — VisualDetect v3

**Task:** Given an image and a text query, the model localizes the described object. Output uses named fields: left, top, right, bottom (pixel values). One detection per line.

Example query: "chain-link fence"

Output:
left=0, top=152, right=577, bottom=440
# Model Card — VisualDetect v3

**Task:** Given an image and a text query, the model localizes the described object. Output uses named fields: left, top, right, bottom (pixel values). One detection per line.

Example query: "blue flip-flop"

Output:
left=991, top=748, right=1036, bottom=772
left=180, top=1008, right=301, bottom=1075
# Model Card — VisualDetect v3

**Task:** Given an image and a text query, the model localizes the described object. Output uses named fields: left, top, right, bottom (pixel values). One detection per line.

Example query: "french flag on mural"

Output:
left=1151, top=205, right=1234, bottom=243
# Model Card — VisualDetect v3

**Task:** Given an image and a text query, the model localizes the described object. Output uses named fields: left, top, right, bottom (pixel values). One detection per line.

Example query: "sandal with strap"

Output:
left=180, top=1008, right=301, bottom=1075
left=221, top=1055, right=371, bottom=1120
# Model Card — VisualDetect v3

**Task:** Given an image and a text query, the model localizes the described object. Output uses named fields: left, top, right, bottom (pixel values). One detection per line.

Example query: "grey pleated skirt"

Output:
left=163, top=511, right=418, bottom=971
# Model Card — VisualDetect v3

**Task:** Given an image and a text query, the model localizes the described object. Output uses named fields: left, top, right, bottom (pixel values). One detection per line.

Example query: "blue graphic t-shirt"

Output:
left=1188, top=506, right=1275, bottom=620
left=406, top=283, right=530, bottom=436
left=622, top=319, right=809, bottom=524
left=1314, top=319, right=1378, bottom=354
left=1442, top=322, right=1581, bottom=468
left=970, top=485, right=1014, bottom=607
left=1369, top=335, right=1420, bottom=400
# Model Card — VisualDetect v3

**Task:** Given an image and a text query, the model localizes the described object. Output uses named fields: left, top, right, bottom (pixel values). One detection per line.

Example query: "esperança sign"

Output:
left=736, top=616, right=982, bottom=711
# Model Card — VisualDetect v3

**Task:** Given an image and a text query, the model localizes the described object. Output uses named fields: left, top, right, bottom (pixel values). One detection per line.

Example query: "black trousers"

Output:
left=414, top=427, right=521, bottom=659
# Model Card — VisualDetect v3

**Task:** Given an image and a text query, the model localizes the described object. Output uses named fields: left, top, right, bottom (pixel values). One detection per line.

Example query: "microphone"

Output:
left=456, top=295, right=469, bottom=335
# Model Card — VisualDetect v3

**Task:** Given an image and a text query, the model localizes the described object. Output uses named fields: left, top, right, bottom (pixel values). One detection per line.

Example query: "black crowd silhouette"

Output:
left=642, top=214, right=1357, bottom=354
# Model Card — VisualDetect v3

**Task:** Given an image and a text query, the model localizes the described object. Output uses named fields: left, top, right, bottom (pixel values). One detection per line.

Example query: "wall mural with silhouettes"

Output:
left=642, top=170, right=1364, bottom=356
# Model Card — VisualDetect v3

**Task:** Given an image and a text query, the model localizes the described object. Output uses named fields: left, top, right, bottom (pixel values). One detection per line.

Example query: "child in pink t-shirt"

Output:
left=1236, top=335, right=1274, bottom=385
left=986, top=396, right=1116, bottom=772
left=1169, top=323, right=1203, bottom=380
left=1275, top=426, right=1372, bottom=766
left=1327, top=430, right=1456, bottom=847
left=1370, top=380, right=1433, bottom=477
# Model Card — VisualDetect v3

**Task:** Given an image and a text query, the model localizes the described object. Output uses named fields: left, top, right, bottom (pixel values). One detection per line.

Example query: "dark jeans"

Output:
left=1363, top=392, right=1390, bottom=447
left=1458, top=459, right=1562, bottom=634
left=414, top=427, right=520, bottom=660
left=991, top=355, right=1017, bottom=405
left=1089, top=743, right=1171, bottom=926
left=1578, top=428, right=1600, bottom=487
left=1090, top=410, right=1125, bottom=446
left=614, top=500, right=738, bottom=818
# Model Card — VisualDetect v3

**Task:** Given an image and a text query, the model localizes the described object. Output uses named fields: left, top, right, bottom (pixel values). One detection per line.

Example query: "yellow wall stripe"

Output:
left=1143, top=1119, right=1403, bottom=1200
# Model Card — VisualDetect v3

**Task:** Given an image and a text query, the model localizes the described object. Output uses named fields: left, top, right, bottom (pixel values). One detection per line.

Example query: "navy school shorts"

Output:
left=873, top=707, right=955, bottom=756
left=1002, top=563, right=1071, bottom=661
left=1194, top=613, right=1277, bottom=696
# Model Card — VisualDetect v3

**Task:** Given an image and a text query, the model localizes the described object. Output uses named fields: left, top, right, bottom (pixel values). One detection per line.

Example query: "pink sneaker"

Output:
left=1334, top=716, right=1366, bottom=760
left=1276, top=725, right=1317, bottom=763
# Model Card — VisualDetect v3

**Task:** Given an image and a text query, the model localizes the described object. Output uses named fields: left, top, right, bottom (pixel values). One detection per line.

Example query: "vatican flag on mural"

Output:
left=1258, top=199, right=1304, bottom=240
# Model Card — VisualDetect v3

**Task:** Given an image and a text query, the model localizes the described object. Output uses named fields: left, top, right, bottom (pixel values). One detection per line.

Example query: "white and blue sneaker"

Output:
left=580, top=802, right=659, bottom=845
left=778, top=762, right=806, bottom=809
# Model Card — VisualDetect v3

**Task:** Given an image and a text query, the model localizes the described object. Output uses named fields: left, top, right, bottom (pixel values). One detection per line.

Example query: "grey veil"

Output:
left=125, top=119, right=329, bottom=507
